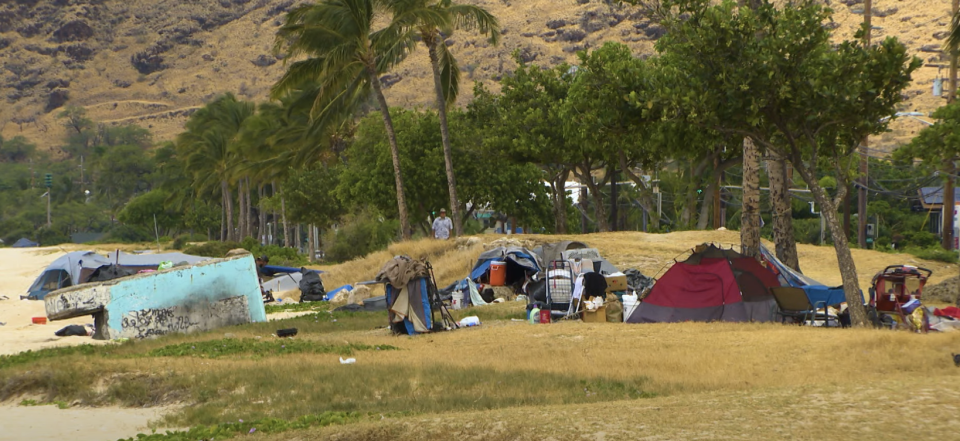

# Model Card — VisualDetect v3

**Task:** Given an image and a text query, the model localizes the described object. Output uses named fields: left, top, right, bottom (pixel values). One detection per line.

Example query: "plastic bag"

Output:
left=459, top=316, right=481, bottom=327
left=158, top=261, right=174, bottom=270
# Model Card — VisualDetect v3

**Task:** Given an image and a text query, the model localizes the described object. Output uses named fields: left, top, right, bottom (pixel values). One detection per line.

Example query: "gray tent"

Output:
left=105, top=251, right=210, bottom=267
left=12, top=238, right=39, bottom=248
left=534, top=241, right=618, bottom=274
left=24, top=251, right=113, bottom=300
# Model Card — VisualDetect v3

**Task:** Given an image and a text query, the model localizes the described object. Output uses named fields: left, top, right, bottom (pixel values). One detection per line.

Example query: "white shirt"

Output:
left=432, top=216, right=453, bottom=239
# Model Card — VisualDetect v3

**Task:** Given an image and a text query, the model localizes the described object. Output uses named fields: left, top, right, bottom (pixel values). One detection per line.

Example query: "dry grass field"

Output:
left=0, top=0, right=953, bottom=153
left=2, top=231, right=958, bottom=440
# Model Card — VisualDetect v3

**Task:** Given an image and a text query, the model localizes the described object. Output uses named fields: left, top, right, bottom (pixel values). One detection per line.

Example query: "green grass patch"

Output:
left=169, top=364, right=656, bottom=427
left=118, top=411, right=362, bottom=441
left=146, top=339, right=397, bottom=359
left=264, top=301, right=331, bottom=314
left=0, top=344, right=111, bottom=369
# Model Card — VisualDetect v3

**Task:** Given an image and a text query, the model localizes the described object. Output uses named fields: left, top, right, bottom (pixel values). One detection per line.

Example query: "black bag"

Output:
left=299, top=269, right=326, bottom=303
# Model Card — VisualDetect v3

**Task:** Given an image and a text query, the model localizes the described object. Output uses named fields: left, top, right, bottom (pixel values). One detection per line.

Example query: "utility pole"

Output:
left=857, top=0, right=872, bottom=249
left=944, top=0, right=959, bottom=251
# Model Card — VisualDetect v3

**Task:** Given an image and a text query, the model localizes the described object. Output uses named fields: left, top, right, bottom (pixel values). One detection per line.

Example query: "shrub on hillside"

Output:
left=323, top=209, right=399, bottom=263
left=903, top=246, right=958, bottom=264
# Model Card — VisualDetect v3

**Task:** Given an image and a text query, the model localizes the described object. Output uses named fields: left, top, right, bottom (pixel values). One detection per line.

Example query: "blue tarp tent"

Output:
left=760, top=245, right=848, bottom=306
left=12, top=238, right=39, bottom=248
left=468, top=246, right=542, bottom=284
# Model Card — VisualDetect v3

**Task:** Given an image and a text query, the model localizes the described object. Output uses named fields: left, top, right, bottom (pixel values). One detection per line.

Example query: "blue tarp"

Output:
left=761, top=245, right=856, bottom=306
left=325, top=284, right=353, bottom=302
left=469, top=247, right=542, bottom=281
left=261, top=265, right=322, bottom=277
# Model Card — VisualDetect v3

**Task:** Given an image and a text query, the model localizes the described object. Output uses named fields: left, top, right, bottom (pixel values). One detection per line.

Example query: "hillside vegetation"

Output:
left=0, top=0, right=953, bottom=152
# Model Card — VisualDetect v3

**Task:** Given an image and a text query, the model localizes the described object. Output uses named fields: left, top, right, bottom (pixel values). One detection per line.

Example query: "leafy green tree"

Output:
left=0, top=135, right=36, bottom=163
left=273, top=0, right=421, bottom=240
left=118, top=189, right=182, bottom=234
left=57, top=106, right=93, bottom=135
left=647, top=0, right=921, bottom=325
left=471, top=61, right=578, bottom=233
left=392, top=0, right=500, bottom=237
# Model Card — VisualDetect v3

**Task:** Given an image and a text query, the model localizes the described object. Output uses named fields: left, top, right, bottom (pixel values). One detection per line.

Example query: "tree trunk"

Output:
left=258, top=184, right=266, bottom=245
left=222, top=180, right=234, bottom=242
left=280, top=185, right=290, bottom=248
left=696, top=176, right=717, bottom=230
left=245, top=178, right=253, bottom=241
left=427, top=36, right=462, bottom=238
left=549, top=169, right=570, bottom=234
left=943, top=165, right=955, bottom=250
left=237, top=179, right=246, bottom=240
left=220, top=195, right=227, bottom=242
left=767, top=154, right=801, bottom=271
left=307, top=224, right=315, bottom=263
left=577, top=165, right=610, bottom=232
left=804, top=176, right=868, bottom=327
left=617, top=149, right=660, bottom=230
left=367, top=64, right=412, bottom=240
left=741, top=138, right=761, bottom=258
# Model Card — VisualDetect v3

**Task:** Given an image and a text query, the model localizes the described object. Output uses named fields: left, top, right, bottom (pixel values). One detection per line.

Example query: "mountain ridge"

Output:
left=0, top=0, right=952, bottom=153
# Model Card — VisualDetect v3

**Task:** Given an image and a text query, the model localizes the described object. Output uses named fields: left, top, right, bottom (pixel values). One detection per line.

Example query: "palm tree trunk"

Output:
left=258, top=184, right=266, bottom=245
left=280, top=184, right=290, bottom=248
left=222, top=180, right=234, bottom=242
left=237, top=179, right=246, bottom=240
left=220, top=195, right=227, bottom=242
left=427, top=37, right=462, bottom=238
left=308, top=224, right=315, bottom=263
left=766, top=153, right=801, bottom=271
left=245, top=178, right=253, bottom=240
left=367, top=64, right=412, bottom=240
left=741, top=137, right=761, bottom=258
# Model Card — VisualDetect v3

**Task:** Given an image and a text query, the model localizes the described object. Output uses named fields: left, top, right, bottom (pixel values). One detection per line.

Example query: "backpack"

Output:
left=299, top=269, right=326, bottom=303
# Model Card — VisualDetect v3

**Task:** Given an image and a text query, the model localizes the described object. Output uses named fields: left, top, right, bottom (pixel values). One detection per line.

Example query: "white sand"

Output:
left=0, top=247, right=114, bottom=356
left=0, top=405, right=173, bottom=441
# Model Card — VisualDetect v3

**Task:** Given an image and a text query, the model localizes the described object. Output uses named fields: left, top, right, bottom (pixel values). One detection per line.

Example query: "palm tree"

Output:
left=391, top=0, right=499, bottom=237
left=177, top=94, right=255, bottom=241
left=273, top=0, right=421, bottom=239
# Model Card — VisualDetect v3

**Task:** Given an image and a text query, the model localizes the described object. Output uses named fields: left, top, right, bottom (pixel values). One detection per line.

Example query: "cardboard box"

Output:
left=582, top=305, right=606, bottom=323
left=605, top=273, right=627, bottom=293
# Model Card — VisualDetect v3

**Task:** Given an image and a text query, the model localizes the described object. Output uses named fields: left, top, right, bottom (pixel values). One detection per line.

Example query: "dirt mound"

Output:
left=923, top=276, right=960, bottom=305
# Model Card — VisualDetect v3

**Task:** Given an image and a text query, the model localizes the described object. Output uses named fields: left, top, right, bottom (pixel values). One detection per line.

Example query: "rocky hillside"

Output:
left=0, top=0, right=953, bottom=153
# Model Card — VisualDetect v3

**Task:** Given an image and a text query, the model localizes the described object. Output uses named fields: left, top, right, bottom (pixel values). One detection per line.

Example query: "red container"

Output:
left=539, top=309, right=551, bottom=324
left=32, top=316, right=47, bottom=325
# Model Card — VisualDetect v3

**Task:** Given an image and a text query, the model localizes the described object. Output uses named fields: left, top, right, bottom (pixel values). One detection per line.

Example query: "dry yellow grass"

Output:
left=0, top=0, right=950, bottom=153
left=311, top=231, right=959, bottom=297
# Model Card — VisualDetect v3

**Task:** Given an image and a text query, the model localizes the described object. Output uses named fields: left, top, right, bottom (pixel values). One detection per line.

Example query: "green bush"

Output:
left=182, top=241, right=243, bottom=257
left=246, top=243, right=308, bottom=267
left=900, top=231, right=939, bottom=249
left=158, top=235, right=172, bottom=243
left=323, top=208, right=398, bottom=262
left=36, top=227, right=71, bottom=246
left=903, top=246, right=958, bottom=264
left=106, top=224, right=153, bottom=243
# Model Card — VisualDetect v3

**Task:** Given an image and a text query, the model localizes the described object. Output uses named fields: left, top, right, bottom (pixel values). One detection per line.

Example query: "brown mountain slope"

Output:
left=0, top=0, right=953, bottom=153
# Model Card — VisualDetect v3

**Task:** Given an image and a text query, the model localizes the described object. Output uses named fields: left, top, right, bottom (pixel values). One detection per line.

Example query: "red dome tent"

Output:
left=627, top=244, right=781, bottom=323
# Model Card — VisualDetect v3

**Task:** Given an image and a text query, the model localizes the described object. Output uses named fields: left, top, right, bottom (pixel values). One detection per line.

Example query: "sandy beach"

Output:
left=0, top=247, right=174, bottom=441
left=0, top=247, right=114, bottom=357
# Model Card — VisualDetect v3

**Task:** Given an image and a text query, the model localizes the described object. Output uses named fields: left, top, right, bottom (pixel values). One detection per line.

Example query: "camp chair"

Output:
left=770, top=287, right=835, bottom=326
left=544, top=260, right=577, bottom=321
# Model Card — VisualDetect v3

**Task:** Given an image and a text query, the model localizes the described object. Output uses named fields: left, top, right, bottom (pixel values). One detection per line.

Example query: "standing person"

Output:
left=432, top=208, right=454, bottom=240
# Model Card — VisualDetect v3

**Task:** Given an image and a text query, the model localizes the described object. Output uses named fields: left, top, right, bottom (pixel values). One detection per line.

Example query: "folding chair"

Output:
left=545, top=260, right=577, bottom=321
left=771, top=287, right=835, bottom=326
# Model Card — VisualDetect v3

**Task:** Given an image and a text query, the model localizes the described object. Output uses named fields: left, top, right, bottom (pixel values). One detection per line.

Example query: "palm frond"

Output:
left=447, top=4, right=500, bottom=45
left=436, top=40, right=461, bottom=104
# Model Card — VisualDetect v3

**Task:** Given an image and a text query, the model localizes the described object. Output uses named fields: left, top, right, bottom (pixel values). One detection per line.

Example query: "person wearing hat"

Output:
left=432, top=208, right=453, bottom=240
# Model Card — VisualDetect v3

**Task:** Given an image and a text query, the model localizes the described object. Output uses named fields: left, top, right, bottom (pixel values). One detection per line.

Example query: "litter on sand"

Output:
left=339, top=357, right=356, bottom=364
